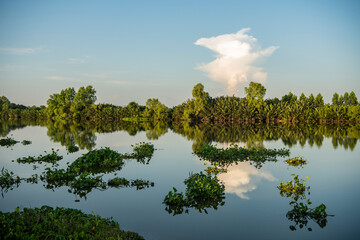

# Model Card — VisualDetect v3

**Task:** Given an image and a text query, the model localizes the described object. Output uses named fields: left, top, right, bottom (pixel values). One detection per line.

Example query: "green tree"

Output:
left=245, top=82, right=266, bottom=101
left=349, top=91, right=358, bottom=106
left=332, top=93, right=339, bottom=106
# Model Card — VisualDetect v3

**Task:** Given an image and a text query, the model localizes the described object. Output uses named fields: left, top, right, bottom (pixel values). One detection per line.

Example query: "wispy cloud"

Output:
left=195, top=28, right=278, bottom=95
left=106, top=80, right=160, bottom=86
left=0, top=47, right=41, bottom=55
left=44, top=75, right=83, bottom=82
left=67, top=56, right=92, bottom=64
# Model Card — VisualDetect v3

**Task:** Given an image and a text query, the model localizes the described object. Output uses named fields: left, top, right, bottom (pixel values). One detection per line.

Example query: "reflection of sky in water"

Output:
left=218, top=162, right=276, bottom=199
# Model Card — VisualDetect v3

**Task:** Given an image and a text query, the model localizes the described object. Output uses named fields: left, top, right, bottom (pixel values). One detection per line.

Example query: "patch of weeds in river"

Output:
left=21, top=140, right=32, bottom=145
left=164, top=171, right=225, bottom=215
left=40, top=168, right=77, bottom=188
left=130, top=142, right=155, bottom=164
left=195, top=144, right=290, bottom=168
left=108, top=177, right=155, bottom=190
left=0, top=205, right=144, bottom=239
left=285, top=156, right=307, bottom=168
left=16, top=149, right=63, bottom=166
left=0, top=168, right=21, bottom=197
left=69, top=147, right=125, bottom=174
left=67, top=144, right=79, bottom=153
left=277, top=174, right=310, bottom=201
left=204, top=162, right=227, bottom=175
left=0, top=136, right=19, bottom=147
left=69, top=173, right=106, bottom=199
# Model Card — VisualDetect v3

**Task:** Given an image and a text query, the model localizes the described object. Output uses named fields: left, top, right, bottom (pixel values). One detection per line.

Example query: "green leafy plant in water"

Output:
left=108, top=177, right=154, bottom=190
left=204, top=162, right=227, bottom=175
left=277, top=174, right=310, bottom=201
left=195, top=144, right=290, bottom=168
left=67, top=144, right=79, bottom=153
left=108, top=177, right=130, bottom=187
left=69, top=173, right=106, bottom=199
left=69, top=147, right=125, bottom=174
left=0, top=137, right=19, bottom=147
left=40, top=168, right=77, bottom=188
left=0, top=205, right=144, bottom=239
left=21, top=140, right=32, bottom=145
left=130, top=142, right=155, bottom=164
left=0, top=168, right=21, bottom=197
left=285, top=155, right=307, bottom=168
left=164, top=172, right=225, bottom=215
left=16, top=149, right=63, bottom=165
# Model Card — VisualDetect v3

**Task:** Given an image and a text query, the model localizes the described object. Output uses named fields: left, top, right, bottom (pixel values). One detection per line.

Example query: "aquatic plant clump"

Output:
left=16, top=149, right=63, bottom=165
left=67, top=144, right=79, bottom=153
left=0, top=206, right=144, bottom=239
left=195, top=144, right=290, bottom=168
left=277, top=175, right=310, bottom=201
left=21, top=140, right=32, bottom=145
left=164, top=172, right=225, bottom=215
left=285, top=156, right=307, bottom=167
left=40, top=168, right=76, bottom=188
left=108, top=177, right=155, bottom=190
left=69, top=147, right=125, bottom=174
left=0, top=168, right=21, bottom=196
left=0, top=137, right=19, bottom=147
left=130, top=142, right=155, bottom=164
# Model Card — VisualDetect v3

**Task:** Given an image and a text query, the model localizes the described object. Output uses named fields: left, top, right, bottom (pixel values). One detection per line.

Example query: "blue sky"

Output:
left=0, top=0, right=359, bottom=106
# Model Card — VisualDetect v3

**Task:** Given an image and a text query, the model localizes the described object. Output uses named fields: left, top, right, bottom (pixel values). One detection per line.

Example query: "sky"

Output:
left=0, top=0, right=359, bottom=107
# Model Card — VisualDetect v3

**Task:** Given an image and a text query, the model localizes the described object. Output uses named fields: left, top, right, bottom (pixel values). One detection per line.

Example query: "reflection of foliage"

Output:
left=16, top=149, right=63, bottom=165
left=0, top=206, right=144, bottom=239
left=287, top=202, right=329, bottom=231
left=0, top=137, right=18, bottom=147
left=285, top=156, right=307, bottom=168
left=0, top=168, right=21, bottom=197
left=171, top=122, right=360, bottom=151
left=46, top=120, right=96, bottom=150
left=164, top=172, right=225, bottom=215
left=277, top=175, right=310, bottom=201
left=2, top=119, right=359, bottom=151
left=108, top=177, right=155, bottom=190
left=195, top=144, right=290, bottom=168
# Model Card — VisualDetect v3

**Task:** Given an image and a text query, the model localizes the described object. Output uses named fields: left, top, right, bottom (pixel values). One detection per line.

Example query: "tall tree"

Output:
left=245, top=82, right=266, bottom=101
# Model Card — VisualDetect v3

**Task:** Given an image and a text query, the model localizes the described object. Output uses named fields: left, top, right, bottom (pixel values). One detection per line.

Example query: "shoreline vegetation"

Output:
left=0, top=82, right=359, bottom=123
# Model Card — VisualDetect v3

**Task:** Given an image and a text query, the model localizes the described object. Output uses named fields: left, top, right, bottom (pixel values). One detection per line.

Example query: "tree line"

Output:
left=0, top=82, right=359, bottom=122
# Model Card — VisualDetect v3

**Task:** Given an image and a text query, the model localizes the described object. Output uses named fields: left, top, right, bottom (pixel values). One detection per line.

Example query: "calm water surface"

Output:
left=0, top=120, right=359, bottom=239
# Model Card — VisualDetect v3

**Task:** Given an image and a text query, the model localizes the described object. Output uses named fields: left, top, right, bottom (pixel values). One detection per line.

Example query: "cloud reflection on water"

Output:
left=218, top=162, right=276, bottom=200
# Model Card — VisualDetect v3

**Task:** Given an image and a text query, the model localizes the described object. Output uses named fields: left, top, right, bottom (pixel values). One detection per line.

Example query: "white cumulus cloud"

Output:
left=195, top=28, right=278, bottom=95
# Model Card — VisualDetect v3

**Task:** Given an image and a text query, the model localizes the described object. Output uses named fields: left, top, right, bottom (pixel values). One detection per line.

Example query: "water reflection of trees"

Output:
left=1, top=120, right=359, bottom=151
left=171, top=122, right=360, bottom=151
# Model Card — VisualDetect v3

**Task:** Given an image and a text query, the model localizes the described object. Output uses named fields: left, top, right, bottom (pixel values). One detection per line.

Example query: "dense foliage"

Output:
left=0, top=206, right=144, bottom=239
left=1, top=83, right=359, bottom=122
left=163, top=172, right=225, bottom=215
